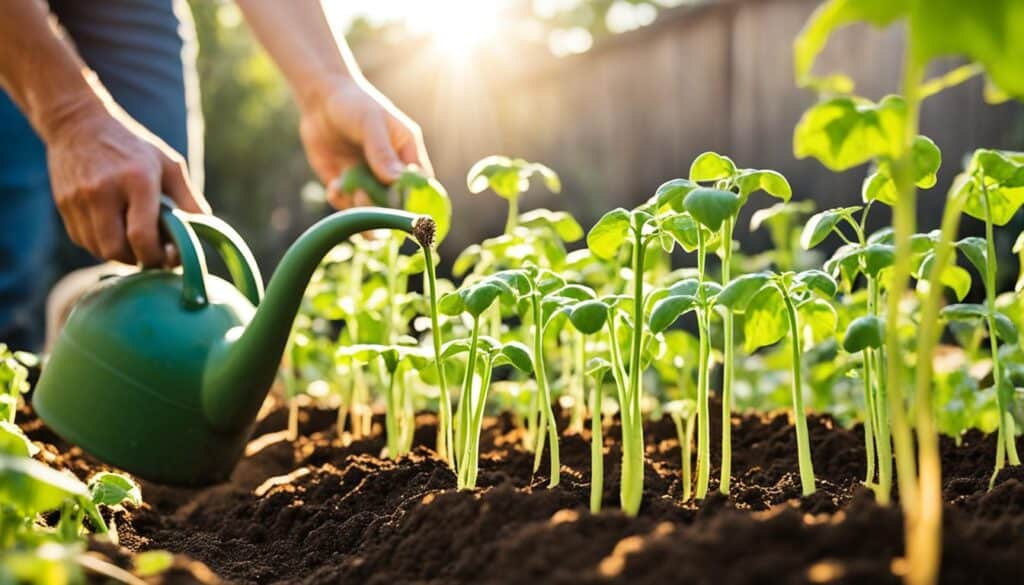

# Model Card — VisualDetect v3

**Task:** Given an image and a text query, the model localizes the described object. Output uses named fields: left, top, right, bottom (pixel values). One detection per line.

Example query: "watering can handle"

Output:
left=158, top=197, right=264, bottom=309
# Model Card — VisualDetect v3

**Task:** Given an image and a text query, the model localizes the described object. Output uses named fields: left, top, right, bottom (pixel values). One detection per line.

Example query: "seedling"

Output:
left=585, top=358, right=612, bottom=513
left=683, top=152, right=792, bottom=495
left=716, top=270, right=839, bottom=495
left=664, top=399, right=697, bottom=502
left=466, top=156, right=561, bottom=234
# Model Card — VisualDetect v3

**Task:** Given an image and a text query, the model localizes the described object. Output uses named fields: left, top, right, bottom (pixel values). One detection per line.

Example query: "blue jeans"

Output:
left=0, top=0, right=201, bottom=351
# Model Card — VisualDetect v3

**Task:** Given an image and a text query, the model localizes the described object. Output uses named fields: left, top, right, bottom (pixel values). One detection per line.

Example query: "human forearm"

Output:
left=234, top=0, right=360, bottom=108
left=0, top=0, right=112, bottom=142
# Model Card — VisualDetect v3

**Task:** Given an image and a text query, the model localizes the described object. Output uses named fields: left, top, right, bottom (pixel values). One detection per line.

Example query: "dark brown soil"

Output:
left=16, top=399, right=1024, bottom=585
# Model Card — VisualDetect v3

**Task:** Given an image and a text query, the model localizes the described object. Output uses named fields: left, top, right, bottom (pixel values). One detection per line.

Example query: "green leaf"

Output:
left=653, top=179, right=699, bottom=212
left=917, top=254, right=972, bottom=301
left=958, top=151, right=1024, bottom=226
left=587, top=208, right=632, bottom=260
left=649, top=295, right=698, bottom=333
left=586, top=357, right=613, bottom=381
left=398, top=170, right=452, bottom=244
left=941, top=304, right=1018, bottom=343
left=0, top=421, right=37, bottom=458
left=683, top=188, right=742, bottom=231
left=134, top=551, right=175, bottom=577
left=744, top=286, right=788, bottom=352
left=466, top=156, right=561, bottom=199
left=863, top=136, right=943, bottom=205
left=715, top=272, right=772, bottom=312
left=689, top=152, right=737, bottom=182
left=793, top=95, right=906, bottom=171
left=660, top=213, right=702, bottom=252
left=464, top=280, right=514, bottom=317
left=862, top=244, right=895, bottom=277
left=567, top=300, right=609, bottom=335
left=557, top=284, right=597, bottom=301
left=0, top=455, right=90, bottom=516
left=793, top=0, right=908, bottom=87
left=438, top=292, right=465, bottom=316
left=843, top=315, right=885, bottom=352
left=956, top=236, right=988, bottom=280
left=88, top=472, right=142, bottom=507
left=800, top=207, right=860, bottom=249
left=518, top=209, right=584, bottom=242
left=336, top=163, right=390, bottom=206
left=492, top=342, right=534, bottom=373
left=797, top=298, right=838, bottom=345
left=796, top=269, right=839, bottom=298
left=735, top=169, right=793, bottom=202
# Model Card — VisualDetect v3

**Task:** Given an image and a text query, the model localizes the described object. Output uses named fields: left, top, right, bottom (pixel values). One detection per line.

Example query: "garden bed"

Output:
left=17, top=397, right=1024, bottom=585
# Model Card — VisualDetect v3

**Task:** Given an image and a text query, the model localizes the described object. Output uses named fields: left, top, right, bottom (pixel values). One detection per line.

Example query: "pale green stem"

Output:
left=455, top=316, right=482, bottom=477
left=531, top=291, right=561, bottom=487
left=423, top=246, right=454, bottom=469
left=694, top=229, right=711, bottom=500
left=720, top=216, right=735, bottom=495
left=781, top=289, right=816, bottom=496
left=621, top=228, right=647, bottom=515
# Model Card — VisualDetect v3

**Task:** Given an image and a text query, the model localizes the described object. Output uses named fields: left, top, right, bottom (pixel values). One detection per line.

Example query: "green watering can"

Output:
left=33, top=199, right=434, bottom=485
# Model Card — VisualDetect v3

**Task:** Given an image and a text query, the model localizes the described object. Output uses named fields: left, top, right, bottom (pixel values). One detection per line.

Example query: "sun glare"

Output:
left=406, top=0, right=502, bottom=58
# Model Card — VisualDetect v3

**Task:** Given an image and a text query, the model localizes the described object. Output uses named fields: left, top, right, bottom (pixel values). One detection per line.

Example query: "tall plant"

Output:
left=795, top=2, right=1024, bottom=581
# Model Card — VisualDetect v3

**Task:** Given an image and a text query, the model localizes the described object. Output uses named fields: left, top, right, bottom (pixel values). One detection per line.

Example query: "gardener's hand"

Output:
left=45, top=103, right=210, bottom=267
left=297, top=75, right=432, bottom=209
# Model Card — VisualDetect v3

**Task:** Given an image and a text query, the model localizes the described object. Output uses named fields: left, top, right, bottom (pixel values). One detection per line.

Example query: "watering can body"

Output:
left=33, top=199, right=431, bottom=485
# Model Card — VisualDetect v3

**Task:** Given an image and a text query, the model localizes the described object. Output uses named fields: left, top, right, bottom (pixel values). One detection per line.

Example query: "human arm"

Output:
left=235, top=0, right=432, bottom=208
left=0, top=0, right=208, bottom=266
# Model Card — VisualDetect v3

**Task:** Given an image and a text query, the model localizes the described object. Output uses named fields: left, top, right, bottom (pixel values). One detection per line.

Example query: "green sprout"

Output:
left=466, top=156, right=561, bottom=234
left=717, top=270, right=839, bottom=496
left=664, top=399, right=697, bottom=503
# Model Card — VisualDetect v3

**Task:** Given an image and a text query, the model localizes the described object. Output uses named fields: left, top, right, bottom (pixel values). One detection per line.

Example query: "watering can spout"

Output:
left=201, top=208, right=435, bottom=432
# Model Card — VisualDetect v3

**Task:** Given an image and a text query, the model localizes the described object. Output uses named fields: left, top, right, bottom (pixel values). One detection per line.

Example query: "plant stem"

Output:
left=461, top=358, right=494, bottom=489
left=781, top=289, right=816, bottom=496
left=505, top=196, right=519, bottom=234
left=587, top=348, right=605, bottom=514
left=571, top=332, right=587, bottom=433
left=694, top=229, right=711, bottom=500
left=384, top=369, right=398, bottom=458
left=720, top=216, right=735, bottom=495
left=862, top=348, right=877, bottom=487
left=423, top=246, right=454, bottom=469
left=622, top=227, right=647, bottom=515
left=867, top=278, right=893, bottom=504
left=981, top=179, right=1021, bottom=476
left=531, top=291, right=561, bottom=487
left=456, top=316, right=482, bottom=483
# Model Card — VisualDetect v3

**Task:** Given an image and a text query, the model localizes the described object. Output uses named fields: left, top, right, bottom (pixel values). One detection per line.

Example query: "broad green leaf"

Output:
left=649, top=295, right=698, bottom=333
left=863, top=243, right=895, bottom=277
left=796, top=269, right=839, bottom=298
left=715, top=272, right=772, bottom=312
left=440, top=339, right=473, bottom=361
left=438, top=292, right=465, bottom=316
left=0, top=455, right=89, bottom=516
left=800, top=207, right=860, bottom=249
left=797, top=298, right=838, bottom=344
left=399, top=169, right=452, bottom=244
left=793, top=95, right=906, bottom=171
left=464, top=280, right=513, bottom=317
left=660, top=213, right=702, bottom=252
left=683, top=188, right=741, bottom=231
left=749, top=200, right=817, bottom=232
left=666, top=278, right=701, bottom=298
left=744, top=286, right=789, bottom=352
left=793, top=0, right=908, bottom=87
left=587, top=208, right=632, bottom=260
left=88, top=472, right=142, bottom=507
left=653, top=179, right=699, bottom=212
left=956, top=236, right=988, bottom=280
left=0, top=421, right=37, bottom=457
left=518, top=209, right=584, bottom=242
left=916, top=254, right=972, bottom=301
left=941, top=304, right=1018, bottom=343
left=557, top=284, right=597, bottom=301
left=735, top=169, right=793, bottom=202
left=493, top=342, right=534, bottom=373
left=689, top=152, right=737, bottom=182
left=863, top=137, right=942, bottom=205
left=568, top=300, right=609, bottom=335
left=843, top=315, right=885, bottom=352
left=466, top=156, right=561, bottom=199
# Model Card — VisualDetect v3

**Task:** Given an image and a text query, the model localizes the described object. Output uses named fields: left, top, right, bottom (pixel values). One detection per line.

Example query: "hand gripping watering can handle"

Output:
left=158, top=197, right=264, bottom=309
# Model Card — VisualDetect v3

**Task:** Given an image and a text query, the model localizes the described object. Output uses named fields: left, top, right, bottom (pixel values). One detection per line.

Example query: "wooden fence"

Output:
left=359, top=0, right=1023, bottom=257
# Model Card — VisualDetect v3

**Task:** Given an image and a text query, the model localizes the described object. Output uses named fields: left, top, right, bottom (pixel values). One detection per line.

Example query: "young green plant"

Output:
left=716, top=269, right=839, bottom=496
left=466, top=156, right=561, bottom=234
left=684, top=152, right=793, bottom=494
